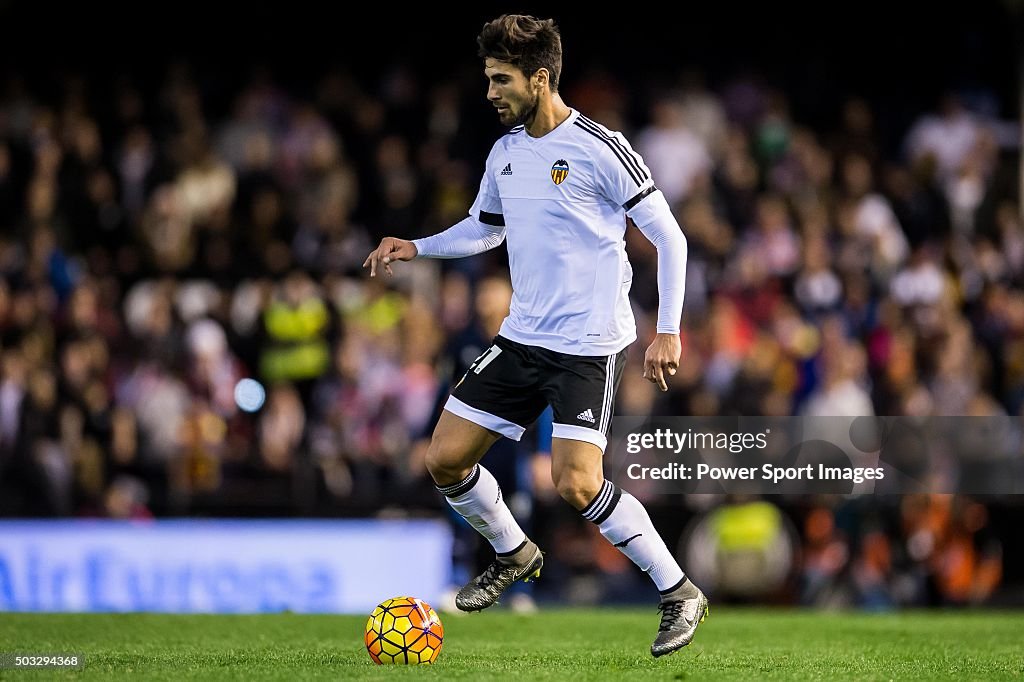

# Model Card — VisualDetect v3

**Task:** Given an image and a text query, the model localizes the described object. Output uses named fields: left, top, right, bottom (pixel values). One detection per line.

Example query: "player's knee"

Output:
left=424, top=440, right=473, bottom=487
left=553, top=470, right=602, bottom=510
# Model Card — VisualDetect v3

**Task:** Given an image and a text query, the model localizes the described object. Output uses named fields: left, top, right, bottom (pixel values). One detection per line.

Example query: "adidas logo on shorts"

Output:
left=577, top=408, right=596, bottom=424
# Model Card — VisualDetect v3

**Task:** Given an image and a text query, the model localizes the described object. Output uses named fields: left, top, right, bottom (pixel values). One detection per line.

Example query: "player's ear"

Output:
left=533, top=68, right=549, bottom=90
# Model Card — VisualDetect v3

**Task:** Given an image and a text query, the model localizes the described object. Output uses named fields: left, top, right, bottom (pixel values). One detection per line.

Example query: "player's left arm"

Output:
left=591, top=127, right=688, bottom=391
left=628, top=191, right=687, bottom=392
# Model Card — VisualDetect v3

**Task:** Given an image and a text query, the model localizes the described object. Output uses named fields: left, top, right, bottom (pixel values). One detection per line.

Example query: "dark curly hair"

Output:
left=477, top=15, right=562, bottom=92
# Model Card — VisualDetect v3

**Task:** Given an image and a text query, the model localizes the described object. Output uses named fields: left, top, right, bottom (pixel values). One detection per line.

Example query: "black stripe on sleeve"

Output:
left=573, top=120, right=642, bottom=187
left=578, top=115, right=649, bottom=183
left=623, top=185, right=657, bottom=210
left=479, top=211, right=505, bottom=226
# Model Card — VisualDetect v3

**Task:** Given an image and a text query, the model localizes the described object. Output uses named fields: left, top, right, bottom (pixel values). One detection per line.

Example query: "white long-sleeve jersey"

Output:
left=414, top=108, right=687, bottom=356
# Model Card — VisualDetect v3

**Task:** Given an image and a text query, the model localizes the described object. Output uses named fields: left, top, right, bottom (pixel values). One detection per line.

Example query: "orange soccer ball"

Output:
left=364, top=596, right=444, bottom=665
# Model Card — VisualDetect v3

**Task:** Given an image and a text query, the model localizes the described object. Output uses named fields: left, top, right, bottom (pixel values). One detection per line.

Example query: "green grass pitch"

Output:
left=1, top=609, right=1022, bottom=680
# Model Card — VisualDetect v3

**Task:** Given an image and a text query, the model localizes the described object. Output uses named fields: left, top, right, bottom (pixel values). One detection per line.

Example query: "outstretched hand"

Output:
left=363, top=237, right=418, bottom=277
left=643, top=333, right=681, bottom=392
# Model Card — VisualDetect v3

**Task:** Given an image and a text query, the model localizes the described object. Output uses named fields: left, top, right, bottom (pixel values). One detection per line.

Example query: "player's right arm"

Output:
left=363, top=142, right=506, bottom=277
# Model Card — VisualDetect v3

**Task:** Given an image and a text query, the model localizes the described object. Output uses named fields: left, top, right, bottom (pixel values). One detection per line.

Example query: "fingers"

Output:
left=653, top=363, right=668, bottom=392
left=363, top=239, right=398, bottom=277
left=363, top=243, right=383, bottom=277
left=643, top=358, right=672, bottom=392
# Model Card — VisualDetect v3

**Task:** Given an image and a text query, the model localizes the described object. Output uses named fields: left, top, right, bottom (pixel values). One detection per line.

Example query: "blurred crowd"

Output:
left=0, top=61, right=1019, bottom=604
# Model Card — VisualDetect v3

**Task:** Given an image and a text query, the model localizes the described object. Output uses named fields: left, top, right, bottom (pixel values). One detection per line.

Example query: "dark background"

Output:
left=1, top=1, right=1019, bottom=150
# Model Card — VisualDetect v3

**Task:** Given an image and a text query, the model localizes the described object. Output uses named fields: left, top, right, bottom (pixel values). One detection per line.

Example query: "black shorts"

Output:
left=445, top=335, right=627, bottom=451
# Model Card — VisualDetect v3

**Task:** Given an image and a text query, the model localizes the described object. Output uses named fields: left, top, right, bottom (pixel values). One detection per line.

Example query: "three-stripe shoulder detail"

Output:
left=573, top=116, right=648, bottom=187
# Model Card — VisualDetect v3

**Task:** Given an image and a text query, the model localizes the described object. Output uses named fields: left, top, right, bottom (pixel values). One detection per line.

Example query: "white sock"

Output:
left=582, top=480, right=686, bottom=593
left=437, top=464, right=527, bottom=555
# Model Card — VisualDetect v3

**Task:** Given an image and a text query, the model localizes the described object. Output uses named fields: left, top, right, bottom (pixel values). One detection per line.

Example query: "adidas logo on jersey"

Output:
left=577, top=409, right=596, bottom=424
left=500, top=163, right=513, bottom=176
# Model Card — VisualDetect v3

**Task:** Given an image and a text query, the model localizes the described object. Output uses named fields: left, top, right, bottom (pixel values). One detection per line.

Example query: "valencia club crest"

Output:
left=550, top=159, right=569, bottom=185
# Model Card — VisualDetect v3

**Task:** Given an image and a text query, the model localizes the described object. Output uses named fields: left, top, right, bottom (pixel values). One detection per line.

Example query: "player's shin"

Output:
left=437, top=463, right=526, bottom=554
left=581, top=480, right=687, bottom=592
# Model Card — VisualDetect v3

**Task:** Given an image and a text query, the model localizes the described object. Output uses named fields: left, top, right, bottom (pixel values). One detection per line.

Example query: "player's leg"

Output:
left=425, top=409, right=528, bottom=551
left=428, top=337, right=547, bottom=611
left=542, top=347, right=707, bottom=656
left=549, top=437, right=696, bottom=595
left=549, top=438, right=706, bottom=654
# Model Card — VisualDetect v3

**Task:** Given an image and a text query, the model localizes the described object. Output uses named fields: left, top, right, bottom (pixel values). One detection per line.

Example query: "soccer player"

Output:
left=364, top=14, right=707, bottom=657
